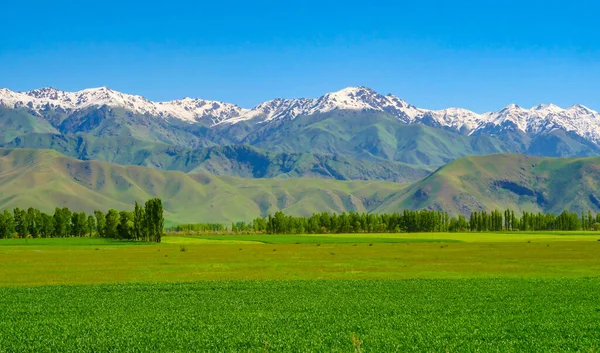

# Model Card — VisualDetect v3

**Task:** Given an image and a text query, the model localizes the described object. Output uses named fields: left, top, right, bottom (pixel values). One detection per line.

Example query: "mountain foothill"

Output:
left=0, top=86, right=599, bottom=222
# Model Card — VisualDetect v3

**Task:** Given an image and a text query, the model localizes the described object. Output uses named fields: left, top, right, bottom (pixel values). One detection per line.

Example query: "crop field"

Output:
left=0, top=279, right=599, bottom=352
left=1, top=232, right=599, bottom=351
left=2, top=232, right=600, bottom=286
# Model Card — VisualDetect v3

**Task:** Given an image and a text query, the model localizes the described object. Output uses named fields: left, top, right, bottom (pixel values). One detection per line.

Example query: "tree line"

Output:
left=173, top=209, right=600, bottom=235
left=0, top=198, right=164, bottom=242
left=172, top=223, right=227, bottom=233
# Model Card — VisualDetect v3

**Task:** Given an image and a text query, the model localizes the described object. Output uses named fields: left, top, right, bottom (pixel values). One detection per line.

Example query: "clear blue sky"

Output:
left=2, top=0, right=599, bottom=112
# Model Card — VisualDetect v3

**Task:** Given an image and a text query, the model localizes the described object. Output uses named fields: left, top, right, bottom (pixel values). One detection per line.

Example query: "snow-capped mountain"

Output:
left=1, top=86, right=600, bottom=144
left=224, top=86, right=600, bottom=144
left=0, top=87, right=247, bottom=124
left=472, top=103, right=600, bottom=142
left=215, top=86, right=422, bottom=124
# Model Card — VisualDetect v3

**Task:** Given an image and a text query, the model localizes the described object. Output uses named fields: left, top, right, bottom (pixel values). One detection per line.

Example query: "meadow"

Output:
left=1, top=232, right=600, bottom=285
left=1, top=232, right=599, bottom=351
left=1, top=279, right=599, bottom=352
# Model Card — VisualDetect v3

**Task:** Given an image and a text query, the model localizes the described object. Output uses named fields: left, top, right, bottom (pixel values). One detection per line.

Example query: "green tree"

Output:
left=94, top=210, right=106, bottom=237
left=133, top=202, right=145, bottom=241
left=40, top=213, right=54, bottom=238
left=26, top=208, right=42, bottom=238
left=105, top=209, right=119, bottom=239
left=87, top=215, right=96, bottom=237
left=143, top=198, right=164, bottom=242
left=117, top=211, right=134, bottom=240
left=0, top=210, right=15, bottom=238
left=70, top=212, right=88, bottom=237
left=53, top=207, right=72, bottom=237
left=14, top=208, right=28, bottom=238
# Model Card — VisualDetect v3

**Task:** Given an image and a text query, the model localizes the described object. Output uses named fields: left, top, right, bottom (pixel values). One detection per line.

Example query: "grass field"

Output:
left=191, top=231, right=600, bottom=243
left=1, top=233, right=600, bottom=286
left=1, top=232, right=599, bottom=351
left=1, top=279, right=599, bottom=352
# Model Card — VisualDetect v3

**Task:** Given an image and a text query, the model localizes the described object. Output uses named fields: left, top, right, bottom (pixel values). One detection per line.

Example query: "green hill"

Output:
left=2, top=133, right=430, bottom=182
left=2, top=149, right=599, bottom=224
left=0, top=148, right=405, bottom=224
left=376, top=153, right=600, bottom=215
left=243, top=111, right=508, bottom=167
left=0, top=106, right=58, bottom=143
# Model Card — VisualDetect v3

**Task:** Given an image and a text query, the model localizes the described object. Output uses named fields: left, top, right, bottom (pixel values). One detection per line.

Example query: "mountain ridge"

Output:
left=1, top=133, right=430, bottom=182
left=2, top=86, right=600, bottom=145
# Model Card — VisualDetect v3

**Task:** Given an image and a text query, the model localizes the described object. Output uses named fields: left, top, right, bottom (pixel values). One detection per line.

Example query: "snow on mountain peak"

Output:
left=532, top=103, right=561, bottom=111
left=501, top=103, right=523, bottom=111
left=567, top=104, right=594, bottom=114
left=315, top=86, right=387, bottom=112
left=0, top=87, right=246, bottom=123
left=223, top=86, right=422, bottom=124
left=1, top=85, right=600, bottom=144
left=27, top=87, right=62, bottom=99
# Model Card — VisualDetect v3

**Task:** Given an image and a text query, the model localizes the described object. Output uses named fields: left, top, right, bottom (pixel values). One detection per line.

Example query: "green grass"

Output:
left=1, top=235, right=599, bottom=351
left=177, top=231, right=600, bottom=244
left=190, top=234, right=463, bottom=244
left=0, top=279, right=599, bottom=352
left=0, top=237, right=149, bottom=246
left=1, top=234, right=599, bottom=286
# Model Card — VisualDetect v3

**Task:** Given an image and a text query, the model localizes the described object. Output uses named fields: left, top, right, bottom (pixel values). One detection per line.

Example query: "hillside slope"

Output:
left=376, top=154, right=600, bottom=215
left=0, top=106, right=58, bottom=143
left=0, top=149, right=405, bottom=224
left=2, top=133, right=430, bottom=182
left=1, top=149, right=599, bottom=223
left=242, top=111, right=508, bottom=166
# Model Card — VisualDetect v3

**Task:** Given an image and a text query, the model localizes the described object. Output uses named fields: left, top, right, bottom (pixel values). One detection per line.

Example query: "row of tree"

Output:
left=174, top=209, right=600, bottom=235
left=469, top=210, right=593, bottom=232
left=0, top=198, right=164, bottom=242
left=172, top=223, right=227, bottom=233
left=259, top=209, right=600, bottom=234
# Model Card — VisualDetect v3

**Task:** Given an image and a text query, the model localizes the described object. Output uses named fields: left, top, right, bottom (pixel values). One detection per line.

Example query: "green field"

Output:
left=2, top=233, right=600, bottom=285
left=1, top=279, right=599, bottom=352
left=1, top=232, right=599, bottom=351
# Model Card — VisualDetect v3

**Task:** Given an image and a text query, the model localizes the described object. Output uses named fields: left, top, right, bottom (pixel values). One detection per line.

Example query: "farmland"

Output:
left=0, top=233, right=599, bottom=351
left=1, top=233, right=600, bottom=285
left=0, top=279, right=599, bottom=351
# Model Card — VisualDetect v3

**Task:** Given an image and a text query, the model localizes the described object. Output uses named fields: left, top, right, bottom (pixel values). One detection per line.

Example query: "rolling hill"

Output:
left=0, top=149, right=599, bottom=225
left=376, top=154, right=600, bottom=215
left=1, top=133, right=430, bottom=182
left=0, top=148, right=405, bottom=224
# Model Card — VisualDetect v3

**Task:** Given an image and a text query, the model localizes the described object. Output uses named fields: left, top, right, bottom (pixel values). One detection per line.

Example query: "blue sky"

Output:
left=1, top=0, right=599, bottom=112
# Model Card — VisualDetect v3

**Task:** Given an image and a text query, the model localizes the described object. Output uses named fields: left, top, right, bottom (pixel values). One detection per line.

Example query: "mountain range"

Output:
left=0, top=86, right=599, bottom=184
left=2, top=86, right=600, bottom=143
left=1, top=85, right=600, bottom=221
